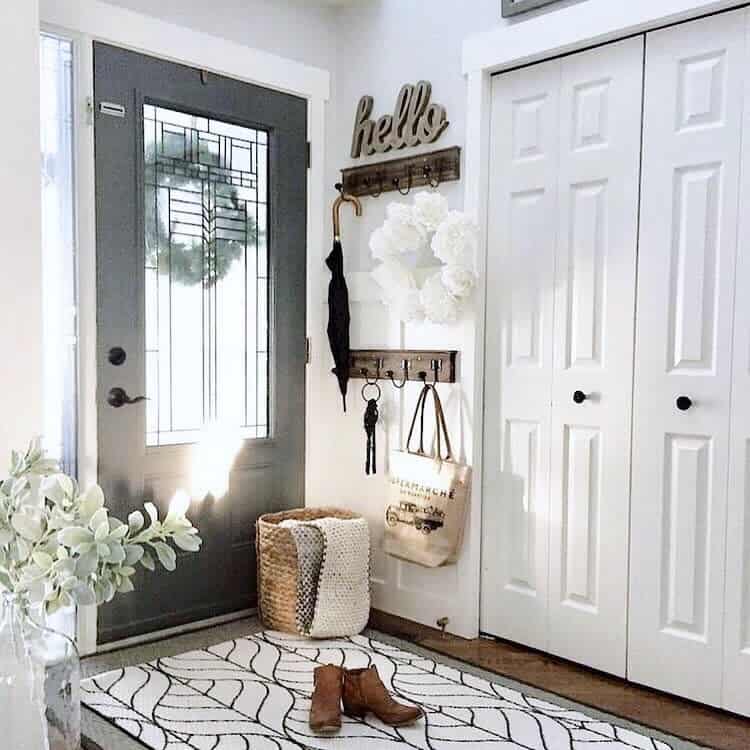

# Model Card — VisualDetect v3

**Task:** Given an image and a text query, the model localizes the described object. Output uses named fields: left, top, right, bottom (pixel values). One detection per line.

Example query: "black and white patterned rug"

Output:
left=82, top=630, right=677, bottom=749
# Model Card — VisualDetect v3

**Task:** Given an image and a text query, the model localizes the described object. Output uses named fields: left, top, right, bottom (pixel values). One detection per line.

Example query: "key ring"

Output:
left=361, top=381, right=382, bottom=402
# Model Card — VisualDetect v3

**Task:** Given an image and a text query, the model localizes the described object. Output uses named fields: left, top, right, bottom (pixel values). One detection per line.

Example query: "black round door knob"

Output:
left=676, top=396, right=693, bottom=411
left=573, top=390, right=587, bottom=404
left=108, top=346, right=127, bottom=366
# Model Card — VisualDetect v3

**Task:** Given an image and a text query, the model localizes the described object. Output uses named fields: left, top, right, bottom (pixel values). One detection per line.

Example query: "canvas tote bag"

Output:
left=384, top=384, right=472, bottom=567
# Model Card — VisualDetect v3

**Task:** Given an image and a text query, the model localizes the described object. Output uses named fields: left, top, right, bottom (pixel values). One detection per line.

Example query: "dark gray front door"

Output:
left=94, top=43, right=307, bottom=643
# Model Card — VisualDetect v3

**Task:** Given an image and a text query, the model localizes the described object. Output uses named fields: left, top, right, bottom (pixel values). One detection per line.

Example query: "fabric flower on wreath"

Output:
left=431, top=211, right=478, bottom=267
left=371, top=260, right=424, bottom=323
left=368, top=192, right=477, bottom=325
left=420, top=272, right=460, bottom=325
left=442, top=265, right=476, bottom=299
left=382, top=202, right=424, bottom=253
left=369, top=226, right=399, bottom=261
left=413, top=191, right=449, bottom=232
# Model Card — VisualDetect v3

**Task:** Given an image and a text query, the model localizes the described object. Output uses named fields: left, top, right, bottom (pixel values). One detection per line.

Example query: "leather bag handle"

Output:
left=405, top=384, right=455, bottom=461
left=427, top=385, right=454, bottom=462
left=406, top=384, right=432, bottom=454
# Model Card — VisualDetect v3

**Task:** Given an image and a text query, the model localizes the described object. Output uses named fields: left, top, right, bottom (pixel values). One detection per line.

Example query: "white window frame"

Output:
left=39, top=0, right=330, bottom=655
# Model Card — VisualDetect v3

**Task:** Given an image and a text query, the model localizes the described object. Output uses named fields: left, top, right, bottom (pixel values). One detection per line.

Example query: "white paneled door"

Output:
left=547, top=37, right=643, bottom=676
left=628, top=9, right=746, bottom=708
left=482, top=57, right=560, bottom=651
left=482, top=37, right=643, bottom=674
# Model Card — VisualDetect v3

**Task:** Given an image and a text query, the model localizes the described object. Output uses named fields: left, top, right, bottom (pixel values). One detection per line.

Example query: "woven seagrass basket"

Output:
left=255, top=506, right=362, bottom=633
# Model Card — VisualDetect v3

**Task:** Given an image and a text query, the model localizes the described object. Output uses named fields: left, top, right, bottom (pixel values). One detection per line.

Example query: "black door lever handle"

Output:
left=573, top=390, right=587, bottom=404
left=107, top=387, right=148, bottom=408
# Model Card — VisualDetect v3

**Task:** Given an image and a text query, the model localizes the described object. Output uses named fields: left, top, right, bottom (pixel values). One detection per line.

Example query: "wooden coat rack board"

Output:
left=348, top=349, right=458, bottom=384
left=340, top=146, right=461, bottom=198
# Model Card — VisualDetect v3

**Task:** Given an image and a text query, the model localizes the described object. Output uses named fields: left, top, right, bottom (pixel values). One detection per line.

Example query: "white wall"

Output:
left=327, top=0, right=587, bottom=270
left=0, top=1, right=43, bottom=462
left=102, top=0, right=337, bottom=71
left=303, top=0, right=593, bottom=637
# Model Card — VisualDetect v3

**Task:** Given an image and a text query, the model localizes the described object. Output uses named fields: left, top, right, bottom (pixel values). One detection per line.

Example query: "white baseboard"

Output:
left=95, top=608, right=257, bottom=654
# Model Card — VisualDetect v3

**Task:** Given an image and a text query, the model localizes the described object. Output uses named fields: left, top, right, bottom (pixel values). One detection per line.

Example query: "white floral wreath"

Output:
left=369, top=191, right=478, bottom=324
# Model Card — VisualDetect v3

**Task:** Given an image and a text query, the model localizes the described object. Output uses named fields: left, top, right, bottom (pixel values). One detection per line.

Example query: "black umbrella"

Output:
left=327, top=185, right=362, bottom=412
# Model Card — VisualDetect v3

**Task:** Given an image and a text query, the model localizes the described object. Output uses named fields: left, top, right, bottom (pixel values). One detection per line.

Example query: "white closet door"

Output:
left=481, top=59, right=561, bottom=650
left=629, top=9, right=745, bottom=707
left=548, top=36, right=643, bottom=677
left=724, top=7, right=750, bottom=717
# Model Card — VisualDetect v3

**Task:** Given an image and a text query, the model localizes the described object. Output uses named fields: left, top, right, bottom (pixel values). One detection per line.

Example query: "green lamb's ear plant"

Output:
left=0, top=438, right=202, bottom=615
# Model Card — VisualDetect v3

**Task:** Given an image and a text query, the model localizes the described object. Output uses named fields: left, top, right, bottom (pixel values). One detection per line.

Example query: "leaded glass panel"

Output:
left=143, top=104, right=269, bottom=446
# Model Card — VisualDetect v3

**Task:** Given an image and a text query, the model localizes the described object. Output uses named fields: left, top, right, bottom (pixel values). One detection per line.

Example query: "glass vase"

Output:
left=0, top=592, right=81, bottom=750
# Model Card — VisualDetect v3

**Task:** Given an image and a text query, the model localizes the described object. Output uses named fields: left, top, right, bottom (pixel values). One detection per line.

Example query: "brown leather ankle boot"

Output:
left=342, top=666, right=423, bottom=726
left=309, top=664, right=343, bottom=734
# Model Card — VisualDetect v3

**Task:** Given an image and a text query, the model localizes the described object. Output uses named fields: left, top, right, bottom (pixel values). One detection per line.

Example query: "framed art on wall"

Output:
left=502, top=0, right=566, bottom=17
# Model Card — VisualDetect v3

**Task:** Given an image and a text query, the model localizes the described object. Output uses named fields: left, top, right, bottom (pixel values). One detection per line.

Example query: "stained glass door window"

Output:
left=143, top=104, right=269, bottom=446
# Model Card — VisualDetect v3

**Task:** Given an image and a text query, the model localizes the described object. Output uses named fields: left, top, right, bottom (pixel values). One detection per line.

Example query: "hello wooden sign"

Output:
left=350, top=81, right=449, bottom=158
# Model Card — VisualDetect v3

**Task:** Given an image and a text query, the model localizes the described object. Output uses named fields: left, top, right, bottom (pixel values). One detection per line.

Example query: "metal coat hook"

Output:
left=386, top=360, right=409, bottom=389
left=430, top=359, right=441, bottom=384
left=360, top=358, right=382, bottom=386
left=394, top=166, right=413, bottom=196
left=424, top=161, right=441, bottom=189
left=363, top=172, right=383, bottom=198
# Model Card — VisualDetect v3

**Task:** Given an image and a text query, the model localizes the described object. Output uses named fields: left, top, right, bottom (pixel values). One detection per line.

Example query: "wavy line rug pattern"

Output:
left=82, top=631, right=677, bottom=750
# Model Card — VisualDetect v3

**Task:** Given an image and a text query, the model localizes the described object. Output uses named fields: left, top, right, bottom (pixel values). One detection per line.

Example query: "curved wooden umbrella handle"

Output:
left=332, top=182, right=363, bottom=240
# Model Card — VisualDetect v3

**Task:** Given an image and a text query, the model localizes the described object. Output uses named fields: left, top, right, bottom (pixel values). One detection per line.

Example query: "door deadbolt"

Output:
left=108, top=346, right=127, bottom=366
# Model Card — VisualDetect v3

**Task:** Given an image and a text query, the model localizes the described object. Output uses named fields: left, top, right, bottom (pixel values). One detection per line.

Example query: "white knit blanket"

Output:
left=281, top=516, right=370, bottom=638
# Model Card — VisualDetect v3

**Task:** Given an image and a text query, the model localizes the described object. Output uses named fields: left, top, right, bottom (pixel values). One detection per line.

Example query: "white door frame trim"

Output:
left=461, top=0, right=748, bottom=639
left=462, top=0, right=748, bottom=75
left=40, top=0, right=329, bottom=99
left=39, top=0, right=330, bottom=655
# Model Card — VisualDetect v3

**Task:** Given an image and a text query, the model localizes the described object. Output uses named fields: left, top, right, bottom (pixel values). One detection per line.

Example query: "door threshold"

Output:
left=95, top=608, right=257, bottom=654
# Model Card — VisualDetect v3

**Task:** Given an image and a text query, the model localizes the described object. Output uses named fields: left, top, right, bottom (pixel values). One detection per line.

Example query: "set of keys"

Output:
left=362, top=380, right=381, bottom=475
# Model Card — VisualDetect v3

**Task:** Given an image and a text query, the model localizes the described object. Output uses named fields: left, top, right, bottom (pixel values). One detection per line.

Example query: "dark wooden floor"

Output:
left=370, top=610, right=750, bottom=750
